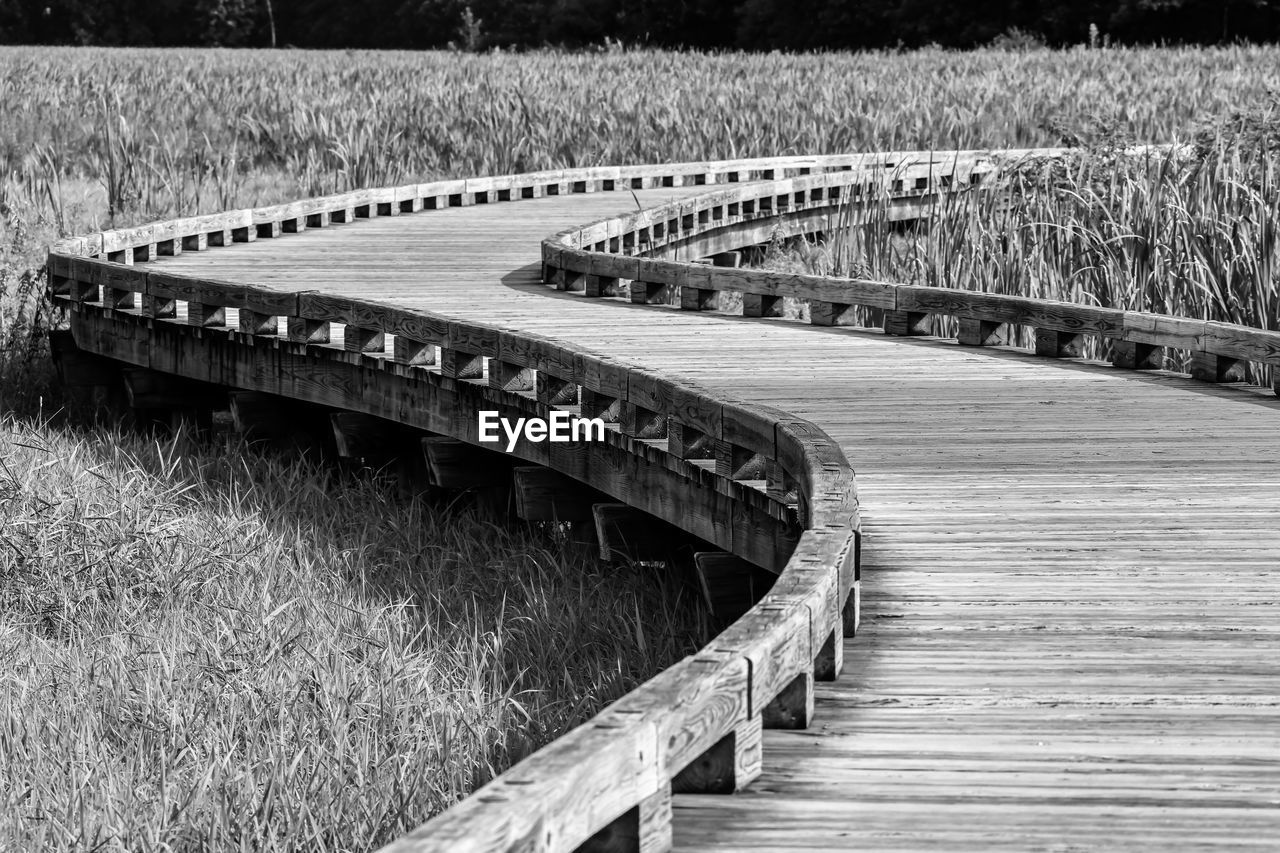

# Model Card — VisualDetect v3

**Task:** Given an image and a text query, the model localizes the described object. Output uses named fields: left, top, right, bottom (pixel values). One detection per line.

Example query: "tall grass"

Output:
left=808, top=116, right=1280, bottom=376
left=0, top=419, right=707, bottom=851
left=3, top=45, right=1279, bottom=849
left=3, top=44, right=1280, bottom=244
left=4, top=45, right=1279, bottom=375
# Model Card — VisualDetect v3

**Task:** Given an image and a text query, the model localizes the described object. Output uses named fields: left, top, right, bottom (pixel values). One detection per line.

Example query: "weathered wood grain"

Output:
left=1202, top=320, right=1280, bottom=366
left=54, top=144, right=1277, bottom=853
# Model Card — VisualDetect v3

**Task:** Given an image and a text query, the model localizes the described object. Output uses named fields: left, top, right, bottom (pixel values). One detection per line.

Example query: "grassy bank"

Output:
left=0, top=418, right=707, bottom=850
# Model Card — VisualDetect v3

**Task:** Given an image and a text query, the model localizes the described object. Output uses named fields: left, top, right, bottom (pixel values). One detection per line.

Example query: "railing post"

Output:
left=581, top=389, right=620, bottom=423
left=1112, top=340, right=1162, bottom=370
left=439, top=347, right=483, bottom=380
left=621, top=402, right=666, bottom=439
left=630, top=281, right=664, bottom=305
left=142, top=292, right=177, bottom=319
left=957, top=317, right=1004, bottom=346
left=671, top=715, right=762, bottom=795
left=1034, top=328, right=1083, bottom=358
left=1190, top=352, right=1246, bottom=383
left=537, top=372, right=578, bottom=407
left=576, top=785, right=672, bottom=853
left=882, top=309, right=930, bottom=336
left=490, top=360, right=535, bottom=392
left=715, top=440, right=766, bottom=481
left=238, top=309, right=277, bottom=336
left=344, top=325, right=385, bottom=353
left=559, top=270, right=587, bottom=293
left=668, top=419, right=713, bottom=460
left=761, top=672, right=814, bottom=730
left=584, top=274, right=619, bottom=298
left=288, top=317, right=330, bottom=344
left=189, top=302, right=227, bottom=328
left=742, top=294, right=783, bottom=318
left=810, top=300, right=855, bottom=326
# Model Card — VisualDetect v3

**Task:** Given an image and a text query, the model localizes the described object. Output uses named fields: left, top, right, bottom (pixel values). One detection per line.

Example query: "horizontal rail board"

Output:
left=542, top=148, right=1280, bottom=387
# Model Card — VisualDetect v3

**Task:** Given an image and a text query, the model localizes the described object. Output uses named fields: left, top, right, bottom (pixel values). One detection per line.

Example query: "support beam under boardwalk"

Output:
left=331, top=412, right=433, bottom=497
left=512, top=466, right=607, bottom=523
left=592, top=503, right=697, bottom=562
left=421, top=436, right=513, bottom=514
left=228, top=391, right=335, bottom=461
left=421, top=436, right=511, bottom=489
left=122, top=368, right=226, bottom=411
left=331, top=411, right=411, bottom=464
left=50, top=330, right=121, bottom=388
left=122, top=368, right=225, bottom=434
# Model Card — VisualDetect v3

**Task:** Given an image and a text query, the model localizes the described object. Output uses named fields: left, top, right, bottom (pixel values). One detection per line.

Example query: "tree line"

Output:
left=2, top=0, right=1277, bottom=50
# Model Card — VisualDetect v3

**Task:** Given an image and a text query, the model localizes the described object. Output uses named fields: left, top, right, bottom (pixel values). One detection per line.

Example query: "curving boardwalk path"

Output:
left=131, top=187, right=1280, bottom=849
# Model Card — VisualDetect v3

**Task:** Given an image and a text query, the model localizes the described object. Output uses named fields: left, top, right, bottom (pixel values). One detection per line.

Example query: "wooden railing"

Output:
left=545, top=151, right=1280, bottom=394
left=46, top=145, right=1276, bottom=853
left=45, top=152, right=900, bottom=853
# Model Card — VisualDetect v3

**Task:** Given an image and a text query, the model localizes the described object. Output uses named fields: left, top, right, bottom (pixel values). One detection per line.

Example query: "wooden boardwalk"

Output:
left=136, top=187, right=1280, bottom=849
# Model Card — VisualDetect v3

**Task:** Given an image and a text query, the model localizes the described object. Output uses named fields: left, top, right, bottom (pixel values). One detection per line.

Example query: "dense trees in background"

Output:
left=2, top=0, right=1278, bottom=49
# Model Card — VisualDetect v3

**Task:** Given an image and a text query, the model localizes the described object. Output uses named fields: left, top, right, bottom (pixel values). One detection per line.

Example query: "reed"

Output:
left=0, top=418, right=708, bottom=851
left=814, top=123, right=1279, bottom=377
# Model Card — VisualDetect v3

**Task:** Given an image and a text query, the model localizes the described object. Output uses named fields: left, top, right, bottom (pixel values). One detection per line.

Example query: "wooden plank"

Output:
left=512, top=467, right=602, bottom=523
left=715, top=269, right=896, bottom=310
left=592, top=503, right=689, bottom=562
left=148, top=271, right=297, bottom=316
left=422, top=436, right=510, bottom=489
left=331, top=412, right=407, bottom=461
left=897, top=285, right=1124, bottom=337
left=1201, top=320, right=1280, bottom=366
left=295, top=292, right=449, bottom=344
left=49, top=330, right=121, bottom=387
left=122, top=368, right=223, bottom=409
left=1121, top=311, right=1204, bottom=349
left=607, top=652, right=755, bottom=792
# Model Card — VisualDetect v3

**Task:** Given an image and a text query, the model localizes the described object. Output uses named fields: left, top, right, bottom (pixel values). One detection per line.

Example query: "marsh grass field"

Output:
left=3, top=44, right=1280, bottom=851
left=1, top=417, right=713, bottom=850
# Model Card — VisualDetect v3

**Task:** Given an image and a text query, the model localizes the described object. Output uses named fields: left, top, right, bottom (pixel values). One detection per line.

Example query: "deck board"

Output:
left=151, top=190, right=1280, bottom=849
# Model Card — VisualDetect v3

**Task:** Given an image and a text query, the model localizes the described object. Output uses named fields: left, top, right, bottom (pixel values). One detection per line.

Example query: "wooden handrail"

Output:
left=544, top=150, right=1280, bottom=393
left=47, top=145, right=1272, bottom=853
left=46, top=152, right=882, bottom=853
left=48, top=151, right=930, bottom=261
